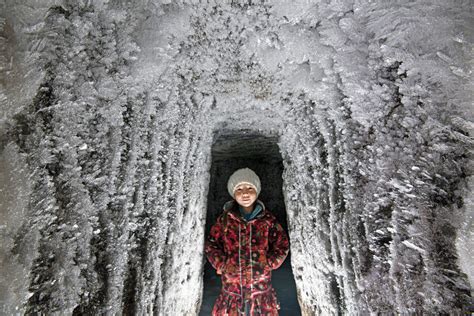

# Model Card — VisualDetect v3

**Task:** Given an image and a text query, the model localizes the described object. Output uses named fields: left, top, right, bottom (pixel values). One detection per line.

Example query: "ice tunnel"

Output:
left=1, top=0, right=473, bottom=315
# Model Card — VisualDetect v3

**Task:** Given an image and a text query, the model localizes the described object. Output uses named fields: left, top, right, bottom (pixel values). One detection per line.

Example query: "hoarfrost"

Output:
left=0, top=0, right=472, bottom=315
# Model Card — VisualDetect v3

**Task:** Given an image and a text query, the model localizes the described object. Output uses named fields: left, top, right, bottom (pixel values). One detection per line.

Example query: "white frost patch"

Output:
left=402, top=240, right=426, bottom=255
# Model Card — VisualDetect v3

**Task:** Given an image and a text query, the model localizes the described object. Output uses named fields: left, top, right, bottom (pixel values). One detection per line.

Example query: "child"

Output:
left=205, top=168, right=289, bottom=315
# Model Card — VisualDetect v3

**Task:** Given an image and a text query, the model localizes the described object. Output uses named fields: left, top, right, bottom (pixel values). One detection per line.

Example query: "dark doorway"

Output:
left=200, top=130, right=301, bottom=315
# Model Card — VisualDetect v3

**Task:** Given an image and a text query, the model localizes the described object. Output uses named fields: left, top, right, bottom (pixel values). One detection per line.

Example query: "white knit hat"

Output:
left=227, top=168, right=261, bottom=198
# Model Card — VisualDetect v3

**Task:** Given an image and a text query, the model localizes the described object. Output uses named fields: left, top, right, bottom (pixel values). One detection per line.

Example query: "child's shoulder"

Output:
left=261, top=207, right=278, bottom=222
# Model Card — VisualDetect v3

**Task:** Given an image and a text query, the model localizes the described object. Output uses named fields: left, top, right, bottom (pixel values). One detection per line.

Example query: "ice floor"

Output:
left=200, top=254, right=301, bottom=315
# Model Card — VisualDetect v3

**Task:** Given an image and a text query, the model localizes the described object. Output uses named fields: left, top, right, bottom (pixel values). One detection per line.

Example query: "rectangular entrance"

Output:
left=200, top=130, right=301, bottom=315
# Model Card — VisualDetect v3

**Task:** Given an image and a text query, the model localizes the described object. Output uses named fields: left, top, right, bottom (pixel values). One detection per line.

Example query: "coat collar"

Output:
left=223, top=199, right=266, bottom=221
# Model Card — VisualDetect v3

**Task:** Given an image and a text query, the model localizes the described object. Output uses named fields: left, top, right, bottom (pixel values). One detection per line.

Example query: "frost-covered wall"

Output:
left=0, top=0, right=472, bottom=314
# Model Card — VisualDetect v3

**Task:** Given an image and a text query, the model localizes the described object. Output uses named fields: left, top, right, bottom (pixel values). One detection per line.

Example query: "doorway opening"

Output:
left=200, top=129, right=301, bottom=316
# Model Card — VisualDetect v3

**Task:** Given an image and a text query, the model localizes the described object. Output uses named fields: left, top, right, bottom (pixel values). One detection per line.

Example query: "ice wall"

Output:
left=0, top=0, right=472, bottom=314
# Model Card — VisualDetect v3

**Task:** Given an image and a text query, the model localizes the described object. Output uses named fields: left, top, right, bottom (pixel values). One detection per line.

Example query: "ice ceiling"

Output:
left=0, top=0, right=473, bottom=314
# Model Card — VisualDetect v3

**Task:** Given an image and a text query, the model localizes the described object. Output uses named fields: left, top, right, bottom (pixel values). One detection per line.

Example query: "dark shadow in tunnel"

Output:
left=200, top=130, right=301, bottom=316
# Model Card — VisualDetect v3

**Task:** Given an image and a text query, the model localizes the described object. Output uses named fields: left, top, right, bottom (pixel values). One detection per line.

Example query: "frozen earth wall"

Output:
left=0, top=0, right=473, bottom=314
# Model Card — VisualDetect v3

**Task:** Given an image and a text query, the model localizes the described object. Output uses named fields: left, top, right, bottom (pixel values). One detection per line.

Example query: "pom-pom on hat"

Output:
left=227, top=168, right=261, bottom=198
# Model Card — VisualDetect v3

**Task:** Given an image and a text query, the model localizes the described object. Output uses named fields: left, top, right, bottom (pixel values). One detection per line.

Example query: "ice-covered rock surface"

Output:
left=0, top=0, right=473, bottom=314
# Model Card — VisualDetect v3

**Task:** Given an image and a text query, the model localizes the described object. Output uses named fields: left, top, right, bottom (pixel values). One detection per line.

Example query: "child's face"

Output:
left=234, top=183, right=258, bottom=212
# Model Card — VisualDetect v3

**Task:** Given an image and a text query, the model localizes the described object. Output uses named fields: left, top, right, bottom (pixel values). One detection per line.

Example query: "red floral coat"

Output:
left=205, top=200, right=289, bottom=315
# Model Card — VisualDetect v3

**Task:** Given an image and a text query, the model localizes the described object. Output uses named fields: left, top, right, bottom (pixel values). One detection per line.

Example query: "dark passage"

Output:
left=200, top=130, right=301, bottom=315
